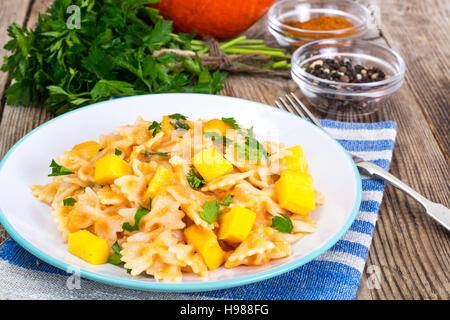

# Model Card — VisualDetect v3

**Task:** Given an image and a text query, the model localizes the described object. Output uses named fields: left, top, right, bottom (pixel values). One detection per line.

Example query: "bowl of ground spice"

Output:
left=291, top=39, right=405, bottom=116
left=268, top=0, right=371, bottom=47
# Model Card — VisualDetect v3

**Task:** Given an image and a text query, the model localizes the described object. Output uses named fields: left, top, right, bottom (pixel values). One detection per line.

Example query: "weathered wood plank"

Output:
left=0, top=0, right=55, bottom=157
left=0, top=0, right=53, bottom=245
left=0, top=0, right=33, bottom=246
left=355, top=0, right=450, bottom=300
left=376, top=0, right=450, bottom=156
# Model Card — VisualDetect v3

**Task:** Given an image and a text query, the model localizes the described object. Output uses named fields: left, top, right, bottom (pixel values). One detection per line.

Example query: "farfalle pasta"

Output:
left=31, top=114, right=324, bottom=282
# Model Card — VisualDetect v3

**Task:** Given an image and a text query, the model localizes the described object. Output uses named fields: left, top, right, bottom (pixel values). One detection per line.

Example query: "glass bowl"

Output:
left=268, top=0, right=371, bottom=47
left=291, top=39, right=405, bottom=117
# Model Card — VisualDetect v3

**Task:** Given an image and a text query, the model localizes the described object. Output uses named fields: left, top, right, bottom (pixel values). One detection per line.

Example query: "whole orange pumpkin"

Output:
left=151, top=0, right=276, bottom=39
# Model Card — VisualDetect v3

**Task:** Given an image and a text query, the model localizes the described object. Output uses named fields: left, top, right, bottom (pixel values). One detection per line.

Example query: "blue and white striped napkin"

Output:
left=0, top=120, right=396, bottom=300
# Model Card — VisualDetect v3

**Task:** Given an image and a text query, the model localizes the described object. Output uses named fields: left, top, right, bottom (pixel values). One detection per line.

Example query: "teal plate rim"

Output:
left=0, top=93, right=362, bottom=292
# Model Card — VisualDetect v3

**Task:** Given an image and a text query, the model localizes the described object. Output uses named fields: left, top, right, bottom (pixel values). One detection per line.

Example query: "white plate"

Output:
left=0, top=93, right=361, bottom=291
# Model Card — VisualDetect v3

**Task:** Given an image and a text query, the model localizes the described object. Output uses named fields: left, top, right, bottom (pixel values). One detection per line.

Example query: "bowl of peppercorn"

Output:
left=291, top=39, right=405, bottom=116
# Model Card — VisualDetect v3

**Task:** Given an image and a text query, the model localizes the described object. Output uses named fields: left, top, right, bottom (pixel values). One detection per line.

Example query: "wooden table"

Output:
left=0, top=0, right=448, bottom=299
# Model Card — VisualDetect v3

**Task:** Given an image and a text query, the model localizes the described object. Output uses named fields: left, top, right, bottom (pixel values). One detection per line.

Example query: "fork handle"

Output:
left=356, top=161, right=450, bottom=231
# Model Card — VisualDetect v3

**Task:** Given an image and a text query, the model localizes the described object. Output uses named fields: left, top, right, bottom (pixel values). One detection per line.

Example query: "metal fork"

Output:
left=277, top=92, right=450, bottom=231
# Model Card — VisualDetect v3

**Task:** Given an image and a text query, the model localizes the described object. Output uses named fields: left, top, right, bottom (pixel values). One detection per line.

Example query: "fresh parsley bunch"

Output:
left=1, top=0, right=226, bottom=114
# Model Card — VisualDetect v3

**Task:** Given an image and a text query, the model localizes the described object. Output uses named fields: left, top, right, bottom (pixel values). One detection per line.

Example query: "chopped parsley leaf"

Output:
left=63, top=197, right=76, bottom=206
left=198, top=196, right=234, bottom=224
left=271, top=214, right=293, bottom=234
left=108, top=241, right=122, bottom=265
left=171, top=119, right=190, bottom=130
left=148, top=121, right=161, bottom=137
left=141, top=151, right=170, bottom=157
left=204, top=131, right=232, bottom=146
left=169, top=113, right=187, bottom=120
left=122, top=206, right=150, bottom=232
left=235, top=127, right=269, bottom=163
left=221, top=195, right=234, bottom=206
left=114, top=148, right=122, bottom=156
left=187, top=168, right=206, bottom=189
left=48, top=160, right=74, bottom=177
left=198, top=199, right=222, bottom=224
left=221, top=117, right=240, bottom=129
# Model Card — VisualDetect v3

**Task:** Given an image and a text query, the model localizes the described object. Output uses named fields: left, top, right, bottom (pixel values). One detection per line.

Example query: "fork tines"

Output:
left=276, top=92, right=324, bottom=129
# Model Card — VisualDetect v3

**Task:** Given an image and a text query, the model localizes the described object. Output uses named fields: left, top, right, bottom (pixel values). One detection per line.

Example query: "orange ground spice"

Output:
left=285, top=16, right=354, bottom=31
left=283, top=16, right=356, bottom=44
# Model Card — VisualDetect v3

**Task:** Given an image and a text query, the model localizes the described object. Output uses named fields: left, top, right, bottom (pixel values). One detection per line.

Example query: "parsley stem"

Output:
left=191, top=44, right=205, bottom=51
left=223, top=48, right=291, bottom=59
left=220, top=35, right=247, bottom=50
left=232, top=39, right=265, bottom=45
left=197, top=47, right=209, bottom=54
left=231, top=45, right=286, bottom=52
left=271, top=60, right=291, bottom=69
left=191, top=40, right=206, bottom=45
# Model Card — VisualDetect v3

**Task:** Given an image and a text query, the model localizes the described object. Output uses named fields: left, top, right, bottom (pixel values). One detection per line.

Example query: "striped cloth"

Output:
left=0, top=120, right=396, bottom=300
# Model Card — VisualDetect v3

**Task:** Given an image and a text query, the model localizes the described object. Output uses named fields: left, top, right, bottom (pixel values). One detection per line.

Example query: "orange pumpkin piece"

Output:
left=203, top=119, right=233, bottom=136
left=72, top=141, right=102, bottom=157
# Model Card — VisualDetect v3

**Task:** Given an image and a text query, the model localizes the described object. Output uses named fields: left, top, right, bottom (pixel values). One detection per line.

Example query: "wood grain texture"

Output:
left=375, top=0, right=450, bottom=156
left=0, top=0, right=56, bottom=245
left=0, top=0, right=33, bottom=246
left=0, top=0, right=54, bottom=160
left=0, top=0, right=448, bottom=300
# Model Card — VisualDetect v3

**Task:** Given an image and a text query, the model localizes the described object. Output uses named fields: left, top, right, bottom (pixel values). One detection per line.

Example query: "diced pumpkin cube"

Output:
left=72, top=141, right=103, bottom=157
left=94, top=154, right=132, bottom=184
left=281, top=145, right=307, bottom=172
left=68, top=230, right=110, bottom=265
left=192, top=147, right=233, bottom=182
left=275, top=169, right=315, bottom=215
left=184, top=225, right=225, bottom=270
left=203, top=119, right=232, bottom=136
left=144, top=166, right=176, bottom=198
left=219, top=206, right=256, bottom=243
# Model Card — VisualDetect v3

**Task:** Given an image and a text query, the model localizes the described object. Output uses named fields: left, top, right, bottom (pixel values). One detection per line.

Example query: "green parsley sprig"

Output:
left=171, top=120, right=190, bottom=130
left=187, top=168, right=206, bottom=189
left=169, top=113, right=190, bottom=130
left=141, top=151, right=170, bottom=157
left=221, top=117, right=240, bottom=130
left=108, top=241, right=123, bottom=265
left=63, top=197, right=76, bottom=206
left=108, top=242, right=132, bottom=273
left=148, top=121, right=161, bottom=137
left=1, top=0, right=227, bottom=115
left=271, top=214, right=293, bottom=234
left=198, top=195, right=234, bottom=224
left=48, top=160, right=74, bottom=177
left=221, top=195, right=234, bottom=207
left=168, top=113, right=187, bottom=120
left=204, top=131, right=232, bottom=147
left=235, top=127, right=269, bottom=163
left=122, top=199, right=152, bottom=232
